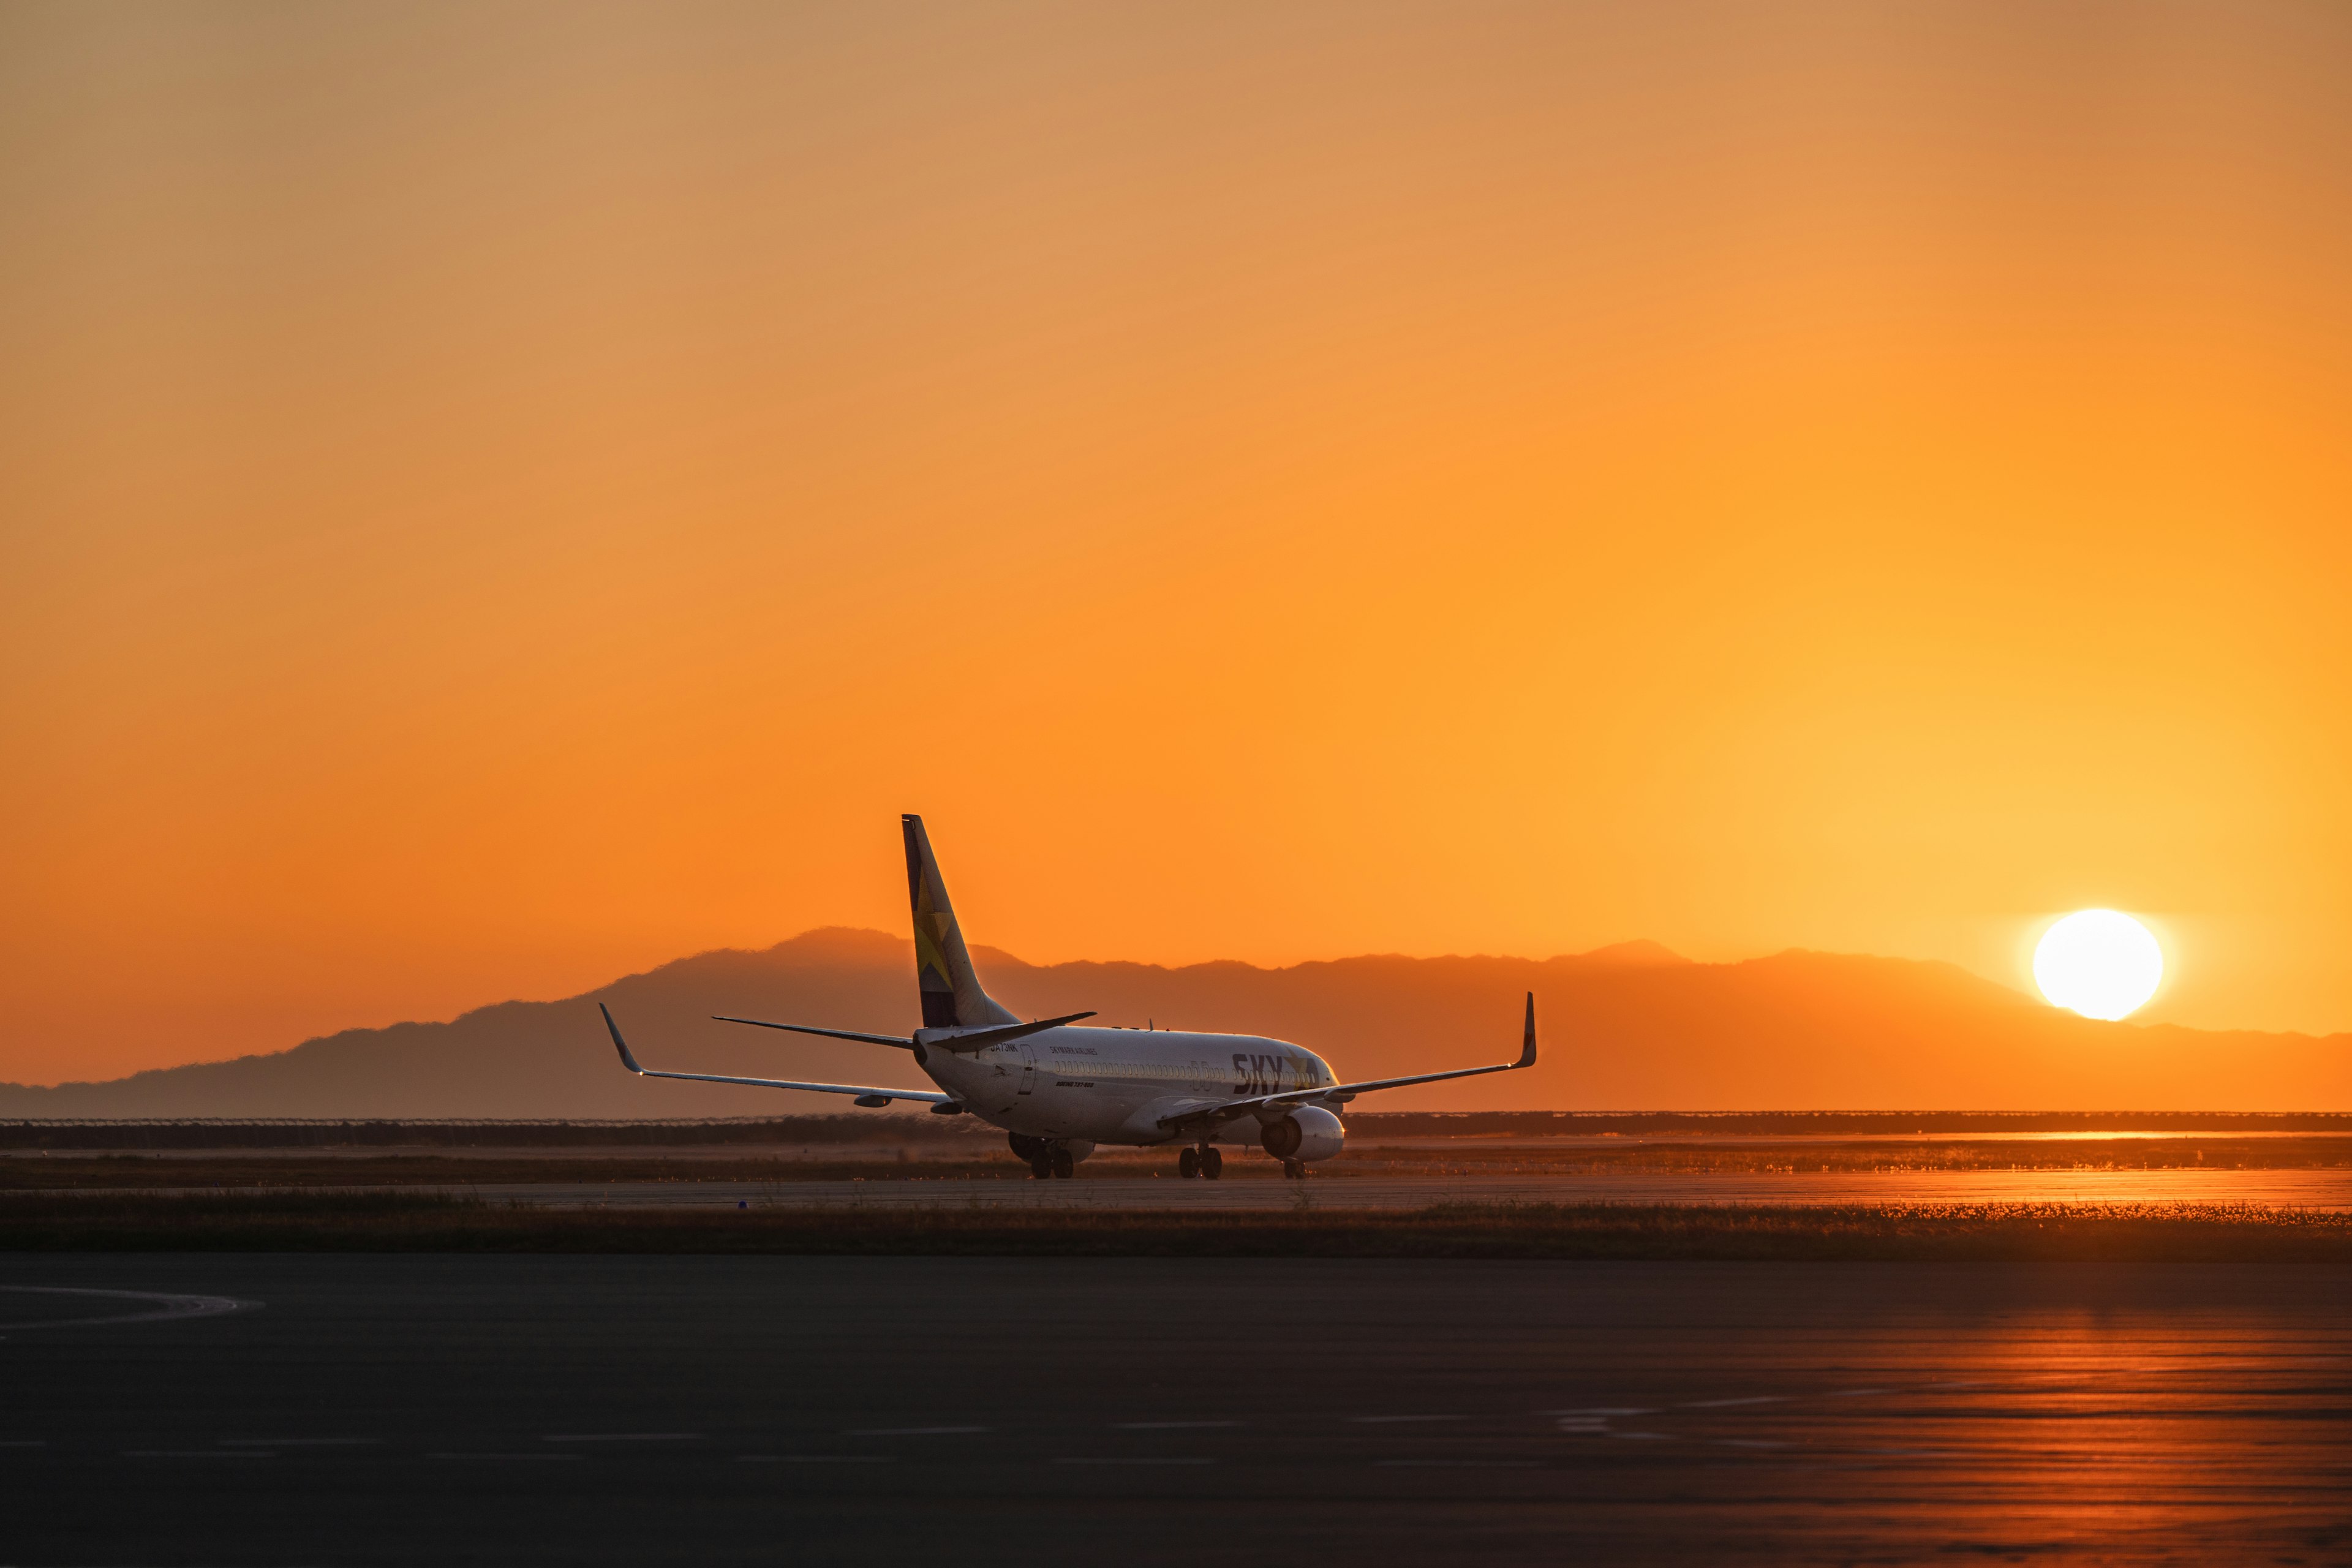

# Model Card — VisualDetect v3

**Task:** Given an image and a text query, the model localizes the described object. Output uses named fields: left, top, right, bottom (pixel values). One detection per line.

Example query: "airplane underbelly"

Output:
left=1031, top=1077, right=1140, bottom=1141
left=934, top=1042, right=1207, bottom=1144
left=938, top=1058, right=1126, bottom=1140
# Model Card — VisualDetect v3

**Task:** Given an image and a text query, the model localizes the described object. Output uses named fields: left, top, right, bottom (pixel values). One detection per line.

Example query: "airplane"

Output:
left=598, top=814, right=1537, bottom=1180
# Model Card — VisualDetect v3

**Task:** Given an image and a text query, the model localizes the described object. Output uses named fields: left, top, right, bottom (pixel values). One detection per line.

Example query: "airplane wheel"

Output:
left=1030, top=1156, right=1053, bottom=1180
left=1052, top=1148, right=1075, bottom=1179
left=1201, top=1147, right=1223, bottom=1180
left=1178, top=1147, right=1199, bottom=1179
left=1283, top=1159, right=1306, bottom=1179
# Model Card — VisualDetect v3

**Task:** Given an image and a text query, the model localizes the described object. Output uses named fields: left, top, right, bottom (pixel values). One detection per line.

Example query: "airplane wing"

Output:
left=1158, top=992, right=1537, bottom=1131
left=603, top=1005, right=954, bottom=1107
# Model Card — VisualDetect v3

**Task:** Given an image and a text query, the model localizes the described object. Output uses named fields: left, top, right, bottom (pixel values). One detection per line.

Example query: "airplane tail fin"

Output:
left=902, top=815, right=1019, bottom=1030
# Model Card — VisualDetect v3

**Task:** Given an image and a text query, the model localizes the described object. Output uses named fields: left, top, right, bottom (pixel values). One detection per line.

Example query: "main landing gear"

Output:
left=1011, top=1133, right=1077, bottom=1179
left=1177, top=1146, right=1222, bottom=1180
left=1282, top=1159, right=1306, bottom=1179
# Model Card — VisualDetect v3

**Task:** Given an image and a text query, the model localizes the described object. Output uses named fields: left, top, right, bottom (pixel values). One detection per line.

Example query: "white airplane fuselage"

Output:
left=919, top=1027, right=1336, bottom=1149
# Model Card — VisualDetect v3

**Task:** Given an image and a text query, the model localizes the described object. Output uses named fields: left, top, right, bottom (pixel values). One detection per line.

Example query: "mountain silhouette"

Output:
left=3, top=927, right=2345, bottom=1117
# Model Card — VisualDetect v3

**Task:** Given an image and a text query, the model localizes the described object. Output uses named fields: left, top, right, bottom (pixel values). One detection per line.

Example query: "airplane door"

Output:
left=1016, top=1043, right=1037, bottom=1096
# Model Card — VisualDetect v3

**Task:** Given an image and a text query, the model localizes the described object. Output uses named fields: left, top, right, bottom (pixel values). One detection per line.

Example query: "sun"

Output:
left=2033, top=910, right=2164, bottom=1020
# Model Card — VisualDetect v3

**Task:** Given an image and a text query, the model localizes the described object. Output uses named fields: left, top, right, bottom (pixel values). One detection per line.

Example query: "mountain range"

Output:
left=4, top=927, right=2346, bottom=1118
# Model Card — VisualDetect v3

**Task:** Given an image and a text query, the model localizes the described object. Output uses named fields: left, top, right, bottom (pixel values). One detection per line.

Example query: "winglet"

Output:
left=601, top=1004, right=646, bottom=1074
left=1517, top=992, right=1537, bottom=1069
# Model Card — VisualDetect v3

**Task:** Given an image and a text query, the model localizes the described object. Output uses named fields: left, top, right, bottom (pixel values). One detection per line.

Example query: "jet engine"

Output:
left=1256, top=1106, right=1344, bottom=1163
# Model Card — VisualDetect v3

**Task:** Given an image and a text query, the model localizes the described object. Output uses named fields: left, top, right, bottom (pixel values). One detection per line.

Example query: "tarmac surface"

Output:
left=2, top=1253, right=2346, bottom=1565
left=443, top=1165, right=2352, bottom=1210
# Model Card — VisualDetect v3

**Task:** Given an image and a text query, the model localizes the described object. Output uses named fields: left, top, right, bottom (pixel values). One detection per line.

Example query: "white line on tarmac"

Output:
left=850, top=1425, right=990, bottom=1436
left=1, top=1287, right=255, bottom=1332
left=220, top=1438, right=377, bottom=1447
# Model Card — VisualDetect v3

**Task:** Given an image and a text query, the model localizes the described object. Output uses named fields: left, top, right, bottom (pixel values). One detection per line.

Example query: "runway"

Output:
left=443, top=1165, right=2352, bottom=1210
left=2, top=1253, right=2345, bottom=1564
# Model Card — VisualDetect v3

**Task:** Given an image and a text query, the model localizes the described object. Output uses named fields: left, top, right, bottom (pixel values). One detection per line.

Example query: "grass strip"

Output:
left=10, top=1134, right=2349, bottom=1190
left=4, top=1191, right=2351, bottom=1261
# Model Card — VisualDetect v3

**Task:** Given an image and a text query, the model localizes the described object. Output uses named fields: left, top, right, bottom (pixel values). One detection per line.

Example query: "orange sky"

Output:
left=4, top=2, right=2350, bottom=1087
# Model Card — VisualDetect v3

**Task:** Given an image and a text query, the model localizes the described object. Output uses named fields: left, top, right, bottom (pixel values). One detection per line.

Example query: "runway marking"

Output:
left=739, top=1455, right=895, bottom=1463
left=1114, top=1420, right=1242, bottom=1430
left=219, top=1438, right=378, bottom=1448
left=1, top=1287, right=255, bottom=1332
left=1545, top=1357, right=2327, bottom=1455
left=1375, top=1458, right=1539, bottom=1468
left=124, top=1449, right=275, bottom=1459
left=544, top=1433, right=702, bottom=1442
left=850, top=1425, right=990, bottom=1436
left=1055, top=1457, right=1215, bottom=1465
left=1351, top=1414, right=1462, bottom=1424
